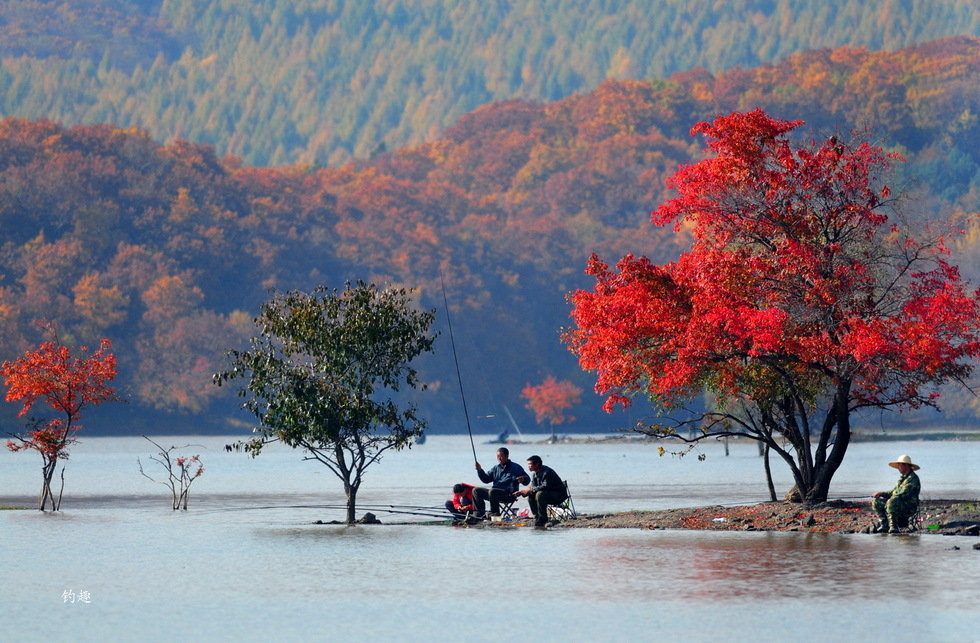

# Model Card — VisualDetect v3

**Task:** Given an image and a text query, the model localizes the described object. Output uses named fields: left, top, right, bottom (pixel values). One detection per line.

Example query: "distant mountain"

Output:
left=1, top=36, right=977, bottom=435
left=0, top=0, right=977, bottom=165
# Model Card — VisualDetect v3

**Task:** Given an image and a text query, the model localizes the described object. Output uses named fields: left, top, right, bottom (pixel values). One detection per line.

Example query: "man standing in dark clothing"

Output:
left=473, top=447, right=529, bottom=518
left=515, top=455, right=567, bottom=528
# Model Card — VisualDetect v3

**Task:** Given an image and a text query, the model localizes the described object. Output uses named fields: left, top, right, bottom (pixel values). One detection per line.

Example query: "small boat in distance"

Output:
left=482, top=406, right=528, bottom=444
left=484, top=429, right=510, bottom=444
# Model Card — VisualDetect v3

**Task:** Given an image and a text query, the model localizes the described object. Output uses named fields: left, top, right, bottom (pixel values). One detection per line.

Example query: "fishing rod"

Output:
left=356, top=503, right=446, bottom=510
left=315, top=505, right=450, bottom=519
left=440, top=271, right=478, bottom=465
left=209, top=503, right=446, bottom=512
left=201, top=503, right=451, bottom=519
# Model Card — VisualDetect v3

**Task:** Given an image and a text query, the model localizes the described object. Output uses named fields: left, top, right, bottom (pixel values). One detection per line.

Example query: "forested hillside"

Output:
left=1, top=37, right=977, bottom=434
left=0, top=0, right=977, bottom=165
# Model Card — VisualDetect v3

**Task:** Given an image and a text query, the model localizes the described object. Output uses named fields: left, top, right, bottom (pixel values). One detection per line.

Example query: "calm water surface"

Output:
left=2, top=435, right=978, bottom=642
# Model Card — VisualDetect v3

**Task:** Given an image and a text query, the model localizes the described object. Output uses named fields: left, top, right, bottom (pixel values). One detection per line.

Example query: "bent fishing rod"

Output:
left=440, top=271, right=478, bottom=465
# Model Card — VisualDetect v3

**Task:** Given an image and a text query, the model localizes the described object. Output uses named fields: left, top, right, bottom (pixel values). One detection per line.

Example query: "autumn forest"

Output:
left=0, top=3, right=978, bottom=435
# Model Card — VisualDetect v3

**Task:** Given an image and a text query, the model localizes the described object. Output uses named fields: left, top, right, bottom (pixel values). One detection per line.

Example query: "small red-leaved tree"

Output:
left=522, top=376, right=583, bottom=441
left=3, top=325, right=119, bottom=510
left=565, top=109, right=980, bottom=506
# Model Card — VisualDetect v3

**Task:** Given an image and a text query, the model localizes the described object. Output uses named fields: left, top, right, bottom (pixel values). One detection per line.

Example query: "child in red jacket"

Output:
left=445, top=482, right=476, bottom=520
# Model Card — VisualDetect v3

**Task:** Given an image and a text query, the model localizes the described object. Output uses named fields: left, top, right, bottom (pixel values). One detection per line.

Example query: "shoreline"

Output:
left=418, top=499, right=980, bottom=536
left=486, top=431, right=980, bottom=447
left=547, top=432, right=980, bottom=445
left=558, top=499, right=980, bottom=536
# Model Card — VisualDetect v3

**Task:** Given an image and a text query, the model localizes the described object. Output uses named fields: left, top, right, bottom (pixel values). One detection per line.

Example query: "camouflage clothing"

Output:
left=872, top=471, right=920, bottom=531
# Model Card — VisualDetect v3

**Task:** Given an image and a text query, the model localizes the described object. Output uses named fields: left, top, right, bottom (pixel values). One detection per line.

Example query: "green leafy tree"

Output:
left=214, top=282, right=436, bottom=524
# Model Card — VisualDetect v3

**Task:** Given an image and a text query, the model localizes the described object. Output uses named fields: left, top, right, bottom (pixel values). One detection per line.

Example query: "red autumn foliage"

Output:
left=522, top=376, right=583, bottom=427
left=2, top=323, right=119, bottom=509
left=0, top=38, right=977, bottom=433
left=566, top=110, right=980, bottom=505
left=3, top=329, right=117, bottom=421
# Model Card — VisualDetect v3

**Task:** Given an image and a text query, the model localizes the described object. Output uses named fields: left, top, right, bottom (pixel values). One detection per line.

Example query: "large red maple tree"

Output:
left=565, top=109, right=980, bottom=506
left=3, top=325, right=119, bottom=510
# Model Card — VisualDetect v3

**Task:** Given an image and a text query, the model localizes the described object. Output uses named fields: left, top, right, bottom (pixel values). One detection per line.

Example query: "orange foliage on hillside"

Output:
left=0, top=37, right=976, bottom=431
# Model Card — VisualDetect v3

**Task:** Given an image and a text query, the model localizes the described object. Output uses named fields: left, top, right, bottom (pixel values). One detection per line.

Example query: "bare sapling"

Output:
left=138, top=436, right=205, bottom=510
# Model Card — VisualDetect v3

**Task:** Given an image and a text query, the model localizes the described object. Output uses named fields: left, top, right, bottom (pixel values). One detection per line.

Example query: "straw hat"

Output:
left=888, top=454, right=920, bottom=471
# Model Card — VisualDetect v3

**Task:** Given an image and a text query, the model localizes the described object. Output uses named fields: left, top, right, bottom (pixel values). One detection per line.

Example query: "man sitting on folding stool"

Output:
left=514, top=455, right=567, bottom=528
left=473, top=447, right=529, bottom=520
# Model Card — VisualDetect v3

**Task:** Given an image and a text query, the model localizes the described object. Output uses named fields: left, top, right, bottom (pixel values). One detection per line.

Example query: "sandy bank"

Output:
left=561, top=499, right=980, bottom=536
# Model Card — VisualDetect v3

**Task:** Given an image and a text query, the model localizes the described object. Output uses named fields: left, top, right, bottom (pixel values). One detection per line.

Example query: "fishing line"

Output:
left=198, top=503, right=450, bottom=519
left=357, top=503, right=445, bottom=510
left=440, top=270, right=478, bottom=464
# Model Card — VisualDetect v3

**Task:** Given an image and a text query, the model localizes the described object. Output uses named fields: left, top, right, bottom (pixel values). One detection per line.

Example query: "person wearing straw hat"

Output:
left=870, top=454, right=921, bottom=533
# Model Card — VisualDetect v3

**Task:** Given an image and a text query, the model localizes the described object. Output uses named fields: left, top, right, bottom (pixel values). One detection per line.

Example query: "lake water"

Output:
left=2, top=435, right=978, bottom=642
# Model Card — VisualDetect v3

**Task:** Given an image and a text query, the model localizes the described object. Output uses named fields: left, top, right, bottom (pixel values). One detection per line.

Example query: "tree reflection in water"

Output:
left=575, top=530, right=961, bottom=603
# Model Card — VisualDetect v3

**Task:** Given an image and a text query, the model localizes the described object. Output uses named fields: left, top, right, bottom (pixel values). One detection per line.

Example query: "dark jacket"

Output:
left=530, top=465, right=567, bottom=500
left=477, top=460, right=529, bottom=493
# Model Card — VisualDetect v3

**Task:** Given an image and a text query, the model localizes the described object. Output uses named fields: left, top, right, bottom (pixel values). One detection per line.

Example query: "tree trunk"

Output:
left=39, top=457, right=57, bottom=511
left=805, top=446, right=849, bottom=505
left=345, top=484, right=358, bottom=524
left=48, top=422, right=72, bottom=511
left=802, top=382, right=852, bottom=507
left=763, top=441, right=777, bottom=502
left=56, top=466, right=66, bottom=510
